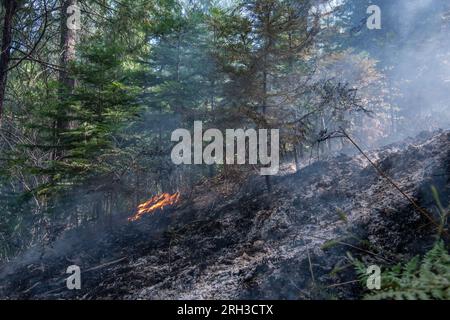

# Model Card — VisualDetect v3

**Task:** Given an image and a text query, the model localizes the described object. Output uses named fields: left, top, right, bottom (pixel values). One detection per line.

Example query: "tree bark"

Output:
left=262, top=6, right=272, bottom=193
left=0, top=0, right=19, bottom=122
left=59, top=0, right=77, bottom=87
left=54, top=0, right=78, bottom=160
left=57, top=0, right=78, bottom=132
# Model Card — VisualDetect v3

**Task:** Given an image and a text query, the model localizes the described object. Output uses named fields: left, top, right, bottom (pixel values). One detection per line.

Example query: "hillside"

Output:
left=1, top=130, right=449, bottom=300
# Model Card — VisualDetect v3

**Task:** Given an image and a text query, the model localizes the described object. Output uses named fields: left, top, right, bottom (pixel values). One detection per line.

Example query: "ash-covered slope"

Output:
left=1, top=131, right=449, bottom=300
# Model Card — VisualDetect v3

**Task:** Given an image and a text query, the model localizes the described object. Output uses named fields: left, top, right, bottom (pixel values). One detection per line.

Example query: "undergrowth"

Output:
left=354, top=241, right=449, bottom=300
left=354, top=187, right=449, bottom=300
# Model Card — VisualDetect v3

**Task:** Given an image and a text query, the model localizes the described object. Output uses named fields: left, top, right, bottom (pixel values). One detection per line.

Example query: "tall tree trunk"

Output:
left=59, top=0, right=77, bottom=90
left=262, top=47, right=272, bottom=190
left=0, top=0, right=19, bottom=122
left=55, top=0, right=78, bottom=158
left=262, top=6, right=273, bottom=193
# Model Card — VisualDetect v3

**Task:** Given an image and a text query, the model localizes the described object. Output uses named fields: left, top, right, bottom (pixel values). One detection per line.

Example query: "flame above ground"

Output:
left=128, top=192, right=180, bottom=222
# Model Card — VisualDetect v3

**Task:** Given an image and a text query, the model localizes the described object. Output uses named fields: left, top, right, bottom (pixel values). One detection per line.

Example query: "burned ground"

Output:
left=0, top=130, right=449, bottom=300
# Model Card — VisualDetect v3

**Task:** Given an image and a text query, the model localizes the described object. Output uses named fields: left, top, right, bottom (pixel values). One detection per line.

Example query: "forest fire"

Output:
left=128, top=192, right=180, bottom=222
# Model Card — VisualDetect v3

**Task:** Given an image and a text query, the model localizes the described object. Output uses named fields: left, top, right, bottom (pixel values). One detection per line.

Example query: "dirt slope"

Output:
left=1, top=130, right=449, bottom=300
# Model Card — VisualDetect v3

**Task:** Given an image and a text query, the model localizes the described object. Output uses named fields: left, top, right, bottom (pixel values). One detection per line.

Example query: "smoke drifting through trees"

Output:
left=340, top=0, right=450, bottom=142
left=0, top=0, right=448, bottom=264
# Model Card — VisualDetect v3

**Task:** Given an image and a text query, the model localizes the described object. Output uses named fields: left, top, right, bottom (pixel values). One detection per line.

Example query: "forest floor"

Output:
left=0, top=130, right=449, bottom=300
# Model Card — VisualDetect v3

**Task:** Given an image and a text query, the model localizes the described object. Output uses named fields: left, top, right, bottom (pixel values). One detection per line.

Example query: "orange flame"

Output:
left=128, top=192, right=180, bottom=222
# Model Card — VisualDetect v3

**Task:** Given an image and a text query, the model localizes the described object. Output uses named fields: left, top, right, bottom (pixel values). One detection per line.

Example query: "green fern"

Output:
left=356, top=241, right=450, bottom=300
left=354, top=187, right=450, bottom=300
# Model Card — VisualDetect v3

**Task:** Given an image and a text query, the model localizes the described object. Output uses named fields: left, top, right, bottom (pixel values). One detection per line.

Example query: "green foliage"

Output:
left=431, top=186, right=449, bottom=239
left=352, top=187, right=450, bottom=300
left=22, top=41, right=140, bottom=195
left=355, top=241, right=450, bottom=300
left=336, top=208, right=348, bottom=223
left=321, top=239, right=341, bottom=251
left=1, top=0, right=445, bottom=266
